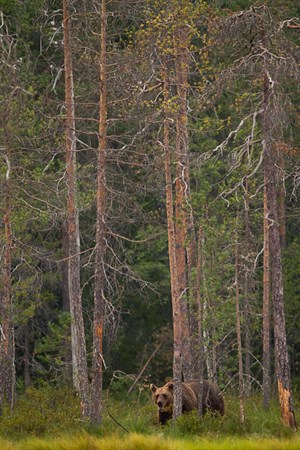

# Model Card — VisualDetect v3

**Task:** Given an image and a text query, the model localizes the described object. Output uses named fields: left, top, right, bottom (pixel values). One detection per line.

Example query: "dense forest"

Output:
left=0, top=0, right=300, bottom=442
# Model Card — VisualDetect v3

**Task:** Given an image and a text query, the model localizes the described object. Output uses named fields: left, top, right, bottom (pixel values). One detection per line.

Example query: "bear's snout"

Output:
left=157, top=401, right=163, bottom=408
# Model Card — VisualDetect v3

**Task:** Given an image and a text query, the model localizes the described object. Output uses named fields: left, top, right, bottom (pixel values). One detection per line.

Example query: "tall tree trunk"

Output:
left=262, top=182, right=271, bottom=409
left=61, top=221, right=72, bottom=383
left=196, top=227, right=204, bottom=415
left=24, top=323, right=31, bottom=388
left=173, top=15, right=193, bottom=382
left=277, top=150, right=286, bottom=249
left=263, top=70, right=296, bottom=430
left=163, top=67, right=182, bottom=419
left=63, top=0, right=90, bottom=418
left=0, top=150, right=15, bottom=414
left=90, top=0, right=107, bottom=425
left=243, top=178, right=251, bottom=396
left=235, top=226, right=245, bottom=427
left=201, top=232, right=214, bottom=381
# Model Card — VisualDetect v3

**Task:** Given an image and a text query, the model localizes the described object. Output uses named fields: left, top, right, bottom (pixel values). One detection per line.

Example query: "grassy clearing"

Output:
left=0, top=434, right=300, bottom=450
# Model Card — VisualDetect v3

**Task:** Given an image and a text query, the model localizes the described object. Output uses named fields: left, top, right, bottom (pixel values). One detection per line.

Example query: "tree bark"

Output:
left=61, top=221, right=72, bottom=383
left=173, top=14, right=193, bottom=382
left=262, top=181, right=271, bottom=410
left=263, top=70, right=296, bottom=430
left=24, top=323, right=31, bottom=388
left=90, top=0, right=107, bottom=425
left=0, top=150, right=15, bottom=414
left=243, top=178, right=251, bottom=396
left=235, top=226, right=245, bottom=427
left=63, top=0, right=90, bottom=418
left=277, top=150, right=286, bottom=249
left=196, top=227, right=204, bottom=415
left=163, top=68, right=182, bottom=419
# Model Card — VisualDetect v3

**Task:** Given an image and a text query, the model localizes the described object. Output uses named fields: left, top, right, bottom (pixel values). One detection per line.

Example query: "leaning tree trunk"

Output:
left=0, top=149, right=15, bottom=414
left=90, top=0, right=107, bottom=425
left=63, top=0, right=90, bottom=418
left=163, top=67, right=182, bottom=419
left=263, top=70, right=296, bottom=430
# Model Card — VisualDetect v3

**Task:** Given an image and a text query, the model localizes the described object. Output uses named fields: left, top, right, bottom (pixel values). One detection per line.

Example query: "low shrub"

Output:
left=0, top=386, right=297, bottom=443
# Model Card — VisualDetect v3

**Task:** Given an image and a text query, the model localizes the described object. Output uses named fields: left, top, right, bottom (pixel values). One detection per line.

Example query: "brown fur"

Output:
left=150, top=379, right=224, bottom=424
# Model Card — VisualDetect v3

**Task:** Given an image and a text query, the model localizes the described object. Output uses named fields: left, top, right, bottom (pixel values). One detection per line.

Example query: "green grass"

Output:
left=0, top=386, right=298, bottom=448
left=0, top=434, right=300, bottom=450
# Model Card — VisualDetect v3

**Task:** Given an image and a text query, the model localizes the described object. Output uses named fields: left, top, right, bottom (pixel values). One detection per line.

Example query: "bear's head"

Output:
left=150, top=381, right=173, bottom=412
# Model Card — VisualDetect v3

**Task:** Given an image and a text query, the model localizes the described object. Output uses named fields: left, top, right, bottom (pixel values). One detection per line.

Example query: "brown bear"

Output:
left=150, top=379, right=224, bottom=424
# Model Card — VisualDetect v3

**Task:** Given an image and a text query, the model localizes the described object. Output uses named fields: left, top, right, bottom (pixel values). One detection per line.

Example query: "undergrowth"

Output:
left=0, top=385, right=297, bottom=445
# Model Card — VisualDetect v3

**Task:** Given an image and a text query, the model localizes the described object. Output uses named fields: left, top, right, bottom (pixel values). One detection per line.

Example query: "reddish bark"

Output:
left=163, top=68, right=182, bottom=419
left=263, top=71, right=296, bottom=430
left=0, top=150, right=15, bottom=414
left=173, top=17, right=193, bottom=382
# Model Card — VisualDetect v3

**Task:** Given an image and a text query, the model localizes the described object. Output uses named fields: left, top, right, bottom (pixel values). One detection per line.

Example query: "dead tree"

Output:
left=63, top=0, right=90, bottom=418
left=90, top=0, right=107, bottom=425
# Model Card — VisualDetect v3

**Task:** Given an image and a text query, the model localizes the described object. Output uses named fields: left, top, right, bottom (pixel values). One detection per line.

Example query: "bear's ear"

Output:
left=150, top=384, right=157, bottom=393
left=168, top=382, right=173, bottom=391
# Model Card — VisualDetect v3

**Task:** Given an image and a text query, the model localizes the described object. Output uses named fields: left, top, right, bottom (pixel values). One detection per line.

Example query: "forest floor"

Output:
left=0, top=386, right=298, bottom=449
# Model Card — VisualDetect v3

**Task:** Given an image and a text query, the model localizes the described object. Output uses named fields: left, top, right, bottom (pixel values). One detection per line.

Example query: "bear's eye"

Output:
left=162, top=394, right=167, bottom=398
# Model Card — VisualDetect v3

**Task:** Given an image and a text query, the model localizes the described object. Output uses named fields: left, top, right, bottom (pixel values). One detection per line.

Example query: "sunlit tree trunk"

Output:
left=263, top=70, right=296, bottom=430
left=63, top=0, right=90, bottom=418
left=173, top=12, right=193, bottom=382
left=163, top=67, right=182, bottom=419
left=90, top=0, right=107, bottom=425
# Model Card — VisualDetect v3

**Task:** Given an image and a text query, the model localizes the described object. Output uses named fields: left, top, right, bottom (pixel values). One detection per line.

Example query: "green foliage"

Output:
left=0, top=386, right=297, bottom=442
left=0, top=387, right=81, bottom=439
